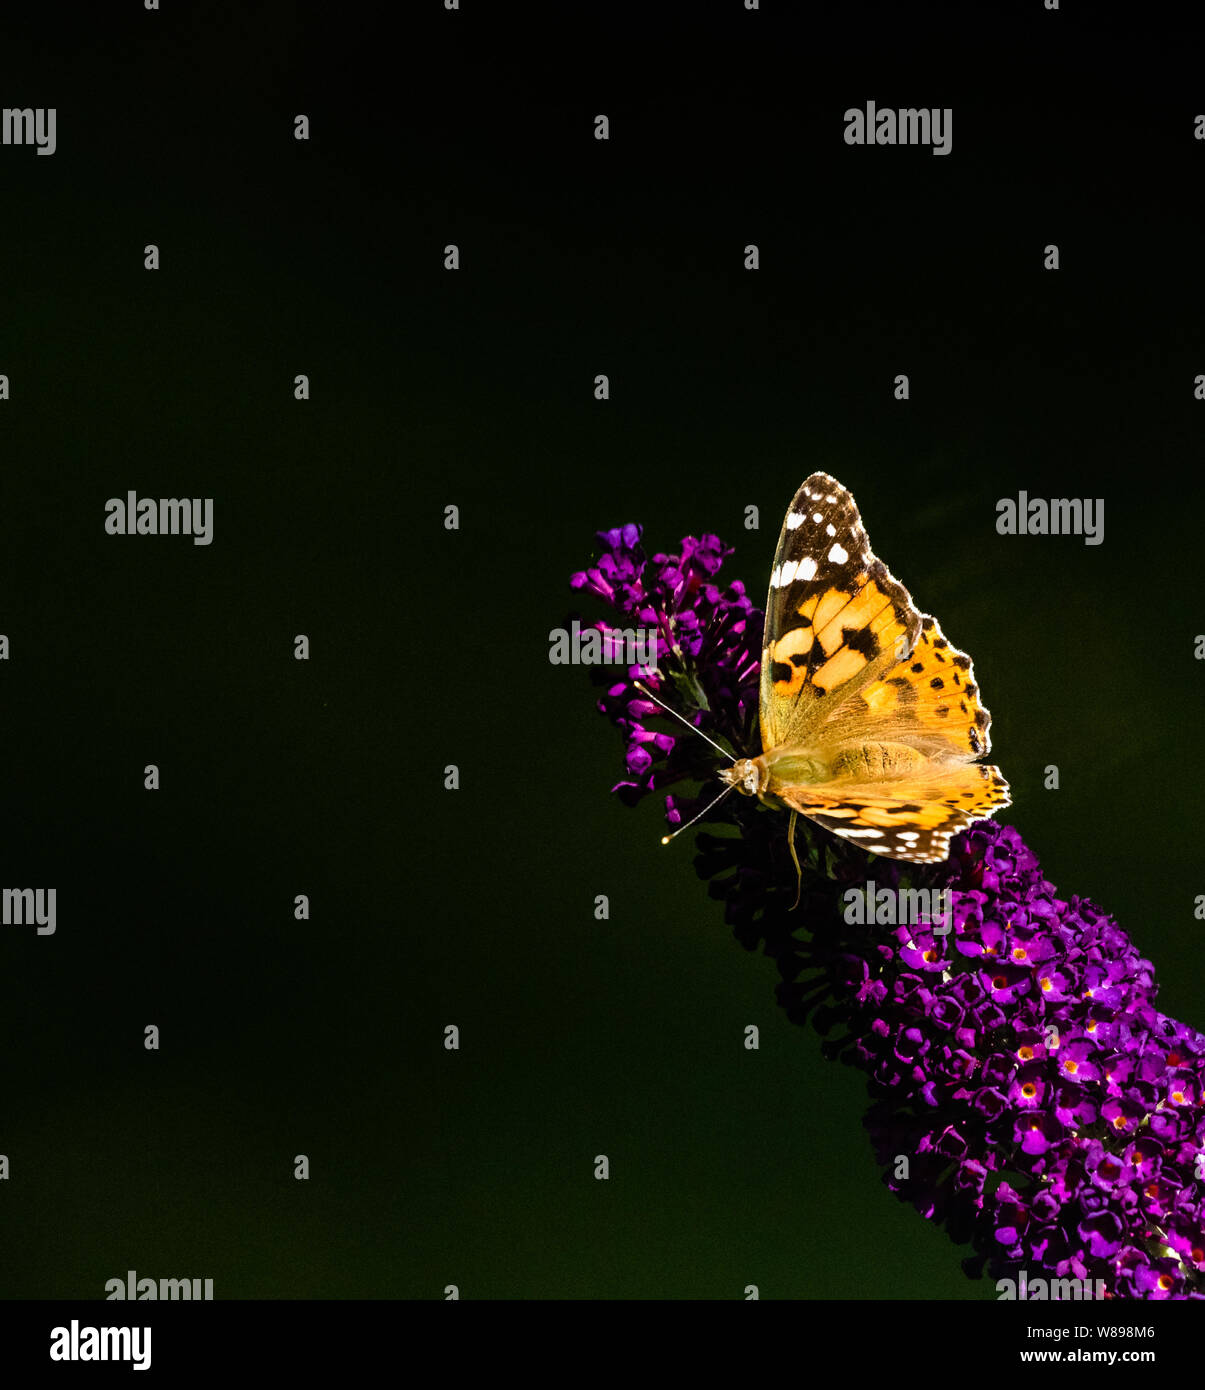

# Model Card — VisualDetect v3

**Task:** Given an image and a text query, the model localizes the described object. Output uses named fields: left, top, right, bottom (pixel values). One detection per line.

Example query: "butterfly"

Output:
left=717, top=472, right=1010, bottom=864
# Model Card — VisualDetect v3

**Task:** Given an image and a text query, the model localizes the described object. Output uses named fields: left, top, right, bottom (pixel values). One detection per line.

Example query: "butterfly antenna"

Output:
left=633, top=680, right=736, bottom=763
left=660, top=783, right=737, bottom=846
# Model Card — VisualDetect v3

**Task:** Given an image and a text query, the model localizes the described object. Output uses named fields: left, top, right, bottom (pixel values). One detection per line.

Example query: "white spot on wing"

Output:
left=786, top=511, right=805, bottom=529
left=778, top=559, right=798, bottom=586
left=828, top=543, right=848, bottom=564
left=825, top=523, right=836, bottom=536
left=812, top=512, right=823, bottom=523
left=799, top=556, right=818, bottom=580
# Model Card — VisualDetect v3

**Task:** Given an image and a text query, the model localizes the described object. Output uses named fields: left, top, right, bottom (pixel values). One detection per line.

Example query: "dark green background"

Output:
left=1, top=2, right=1202, bottom=1299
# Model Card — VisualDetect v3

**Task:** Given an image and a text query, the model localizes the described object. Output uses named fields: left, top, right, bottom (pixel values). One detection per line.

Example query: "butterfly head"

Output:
left=719, top=757, right=769, bottom=798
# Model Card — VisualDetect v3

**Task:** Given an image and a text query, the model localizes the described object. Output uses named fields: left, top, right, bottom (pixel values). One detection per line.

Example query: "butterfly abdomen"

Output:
left=760, top=742, right=928, bottom=794
left=829, top=742, right=930, bottom=781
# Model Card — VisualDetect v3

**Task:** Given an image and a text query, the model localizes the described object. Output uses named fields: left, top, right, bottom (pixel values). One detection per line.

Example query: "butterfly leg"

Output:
left=787, top=809, right=803, bottom=910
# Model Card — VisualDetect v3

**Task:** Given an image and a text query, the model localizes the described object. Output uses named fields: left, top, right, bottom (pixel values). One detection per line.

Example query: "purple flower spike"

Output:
left=570, top=521, right=1205, bottom=1300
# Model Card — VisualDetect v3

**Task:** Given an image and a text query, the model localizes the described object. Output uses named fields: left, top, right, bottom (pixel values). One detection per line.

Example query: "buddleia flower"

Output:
left=571, top=521, right=1205, bottom=1300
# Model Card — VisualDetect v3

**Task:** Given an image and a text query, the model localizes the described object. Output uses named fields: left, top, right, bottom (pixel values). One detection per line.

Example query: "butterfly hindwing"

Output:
left=775, top=762, right=1011, bottom=864
left=760, top=473, right=922, bottom=751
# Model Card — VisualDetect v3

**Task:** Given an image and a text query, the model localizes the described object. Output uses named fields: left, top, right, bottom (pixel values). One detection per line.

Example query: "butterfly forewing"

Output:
left=760, top=472, right=922, bottom=750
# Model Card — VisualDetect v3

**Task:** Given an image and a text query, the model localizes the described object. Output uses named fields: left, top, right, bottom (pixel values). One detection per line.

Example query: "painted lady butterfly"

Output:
left=718, top=472, right=1010, bottom=863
